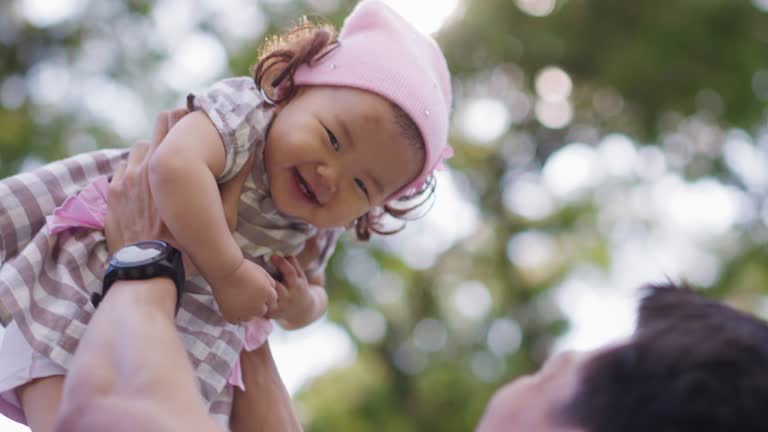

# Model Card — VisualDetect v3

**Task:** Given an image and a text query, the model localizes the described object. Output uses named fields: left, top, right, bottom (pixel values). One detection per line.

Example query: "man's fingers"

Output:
left=168, top=107, right=188, bottom=130
left=111, top=161, right=127, bottom=184
left=151, top=108, right=187, bottom=153
left=152, top=112, right=171, bottom=152
left=126, top=140, right=151, bottom=172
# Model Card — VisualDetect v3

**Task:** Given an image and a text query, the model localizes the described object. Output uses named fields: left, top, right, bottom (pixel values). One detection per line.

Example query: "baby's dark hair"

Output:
left=251, top=17, right=435, bottom=241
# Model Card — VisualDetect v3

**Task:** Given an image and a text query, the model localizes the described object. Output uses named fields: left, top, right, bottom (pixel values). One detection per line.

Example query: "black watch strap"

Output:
left=92, top=241, right=185, bottom=314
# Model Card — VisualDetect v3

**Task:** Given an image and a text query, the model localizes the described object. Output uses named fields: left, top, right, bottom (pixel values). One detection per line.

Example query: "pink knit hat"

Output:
left=293, top=0, right=453, bottom=200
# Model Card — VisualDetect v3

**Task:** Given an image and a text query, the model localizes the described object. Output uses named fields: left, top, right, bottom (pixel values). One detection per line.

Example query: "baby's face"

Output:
left=264, top=86, right=423, bottom=228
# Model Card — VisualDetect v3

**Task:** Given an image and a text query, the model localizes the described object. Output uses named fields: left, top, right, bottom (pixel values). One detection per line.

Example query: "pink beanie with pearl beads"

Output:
left=293, top=0, right=453, bottom=199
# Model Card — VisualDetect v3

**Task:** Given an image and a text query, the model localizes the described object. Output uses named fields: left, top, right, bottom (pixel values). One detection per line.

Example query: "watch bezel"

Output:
left=96, top=240, right=185, bottom=314
left=109, top=240, right=172, bottom=269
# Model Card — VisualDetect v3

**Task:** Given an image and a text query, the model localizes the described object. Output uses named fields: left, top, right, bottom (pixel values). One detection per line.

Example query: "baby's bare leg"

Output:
left=17, top=375, right=64, bottom=432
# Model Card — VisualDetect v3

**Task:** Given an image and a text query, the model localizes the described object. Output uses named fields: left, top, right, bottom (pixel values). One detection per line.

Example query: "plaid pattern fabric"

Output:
left=0, top=77, right=340, bottom=427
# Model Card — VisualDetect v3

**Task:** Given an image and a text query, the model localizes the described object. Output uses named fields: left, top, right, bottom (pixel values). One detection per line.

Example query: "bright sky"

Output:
left=380, top=0, right=461, bottom=34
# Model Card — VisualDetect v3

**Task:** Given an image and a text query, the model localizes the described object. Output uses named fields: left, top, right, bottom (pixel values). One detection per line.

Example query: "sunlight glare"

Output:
left=382, top=169, right=480, bottom=270
left=535, top=66, right=572, bottom=101
left=459, top=97, right=511, bottom=144
left=453, top=280, right=492, bottom=320
left=271, top=320, right=356, bottom=394
left=160, top=32, right=227, bottom=92
left=754, top=0, right=768, bottom=12
left=542, top=143, right=602, bottom=199
left=553, top=268, right=637, bottom=352
left=17, top=0, right=87, bottom=27
left=535, top=99, right=573, bottom=129
left=503, top=172, right=555, bottom=220
left=487, top=318, right=523, bottom=356
left=516, top=0, right=556, bottom=17
left=380, top=0, right=461, bottom=34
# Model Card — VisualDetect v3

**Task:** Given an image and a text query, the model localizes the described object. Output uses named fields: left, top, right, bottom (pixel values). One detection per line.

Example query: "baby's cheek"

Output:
left=323, top=201, right=367, bottom=228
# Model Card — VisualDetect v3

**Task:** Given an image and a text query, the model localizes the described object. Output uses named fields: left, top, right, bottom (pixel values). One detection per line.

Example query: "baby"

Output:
left=0, top=0, right=452, bottom=429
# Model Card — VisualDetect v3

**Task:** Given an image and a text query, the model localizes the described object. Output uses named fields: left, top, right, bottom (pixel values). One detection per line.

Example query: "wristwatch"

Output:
left=92, top=240, right=185, bottom=314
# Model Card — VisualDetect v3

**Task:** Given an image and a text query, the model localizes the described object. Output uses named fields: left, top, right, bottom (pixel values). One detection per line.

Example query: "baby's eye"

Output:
left=354, top=178, right=369, bottom=197
left=323, top=126, right=340, bottom=151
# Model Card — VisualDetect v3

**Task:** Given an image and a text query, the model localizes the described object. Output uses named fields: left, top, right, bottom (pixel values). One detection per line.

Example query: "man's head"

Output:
left=477, top=283, right=768, bottom=432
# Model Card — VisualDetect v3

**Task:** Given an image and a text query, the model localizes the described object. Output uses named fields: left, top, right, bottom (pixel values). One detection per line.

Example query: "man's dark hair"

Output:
left=561, top=283, right=768, bottom=432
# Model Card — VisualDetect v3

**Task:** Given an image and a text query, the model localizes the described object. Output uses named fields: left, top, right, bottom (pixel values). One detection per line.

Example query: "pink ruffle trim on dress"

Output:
left=227, top=318, right=272, bottom=391
left=46, top=175, right=109, bottom=234
left=43, top=174, right=271, bottom=390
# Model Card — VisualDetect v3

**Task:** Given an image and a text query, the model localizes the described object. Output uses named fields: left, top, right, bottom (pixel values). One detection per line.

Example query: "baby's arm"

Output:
left=149, top=111, right=276, bottom=322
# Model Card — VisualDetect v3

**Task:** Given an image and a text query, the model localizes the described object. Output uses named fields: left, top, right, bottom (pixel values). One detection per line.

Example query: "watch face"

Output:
left=113, top=241, right=166, bottom=265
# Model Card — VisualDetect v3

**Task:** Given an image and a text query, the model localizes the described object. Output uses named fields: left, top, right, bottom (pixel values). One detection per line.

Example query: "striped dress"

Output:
left=0, top=77, right=339, bottom=425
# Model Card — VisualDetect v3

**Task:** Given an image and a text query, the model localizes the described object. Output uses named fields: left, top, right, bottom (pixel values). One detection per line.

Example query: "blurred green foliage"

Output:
left=2, top=1, right=768, bottom=430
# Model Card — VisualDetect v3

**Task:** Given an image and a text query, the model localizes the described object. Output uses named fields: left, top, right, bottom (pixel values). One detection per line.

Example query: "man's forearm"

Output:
left=56, top=278, right=222, bottom=432
left=230, top=343, right=303, bottom=432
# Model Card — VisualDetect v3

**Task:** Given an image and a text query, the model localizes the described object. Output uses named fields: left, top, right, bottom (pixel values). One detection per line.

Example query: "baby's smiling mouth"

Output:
left=294, top=169, right=319, bottom=205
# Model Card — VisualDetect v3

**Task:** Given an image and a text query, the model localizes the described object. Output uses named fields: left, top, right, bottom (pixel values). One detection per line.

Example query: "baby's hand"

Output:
left=266, top=255, right=315, bottom=327
left=211, top=260, right=278, bottom=324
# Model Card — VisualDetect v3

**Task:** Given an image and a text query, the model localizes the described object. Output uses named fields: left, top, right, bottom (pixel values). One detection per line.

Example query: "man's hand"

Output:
left=104, top=107, right=204, bottom=273
left=105, top=108, right=187, bottom=252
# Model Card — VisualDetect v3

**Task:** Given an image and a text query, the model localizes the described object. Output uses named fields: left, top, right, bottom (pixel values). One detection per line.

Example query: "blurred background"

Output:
left=3, top=0, right=768, bottom=430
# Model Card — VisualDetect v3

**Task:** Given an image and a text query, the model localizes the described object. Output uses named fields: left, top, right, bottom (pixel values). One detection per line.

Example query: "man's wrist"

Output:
left=110, top=278, right=178, bottom=315
left=97, top=240, right=185, bottom=313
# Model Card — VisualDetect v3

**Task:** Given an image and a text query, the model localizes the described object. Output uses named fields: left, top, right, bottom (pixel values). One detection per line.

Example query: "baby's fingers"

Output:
left=275, top=281, right=289, bottom=299
left=271, top=255, right=298, bottom=287
left=286, top=256, right=306, bottom=281
left=266, top=282, right=287, bottom=318
left=252, top=303, right=268, bottom=320
left=265, top=285, right=279, bottom=312
left=267, top=293, right=280, bottom=315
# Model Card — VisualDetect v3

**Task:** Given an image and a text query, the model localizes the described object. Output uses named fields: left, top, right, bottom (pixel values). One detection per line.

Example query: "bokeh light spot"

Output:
left=459, top=97, right=511, bottom=144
